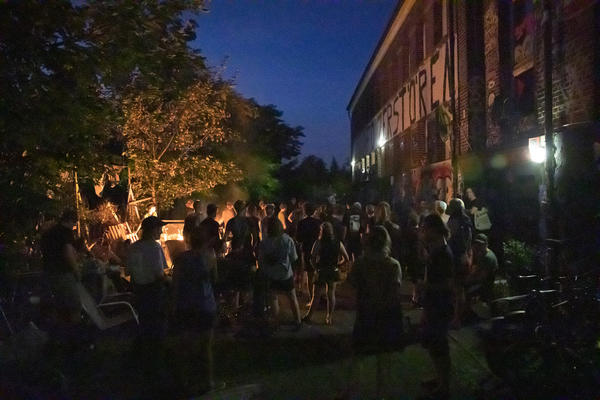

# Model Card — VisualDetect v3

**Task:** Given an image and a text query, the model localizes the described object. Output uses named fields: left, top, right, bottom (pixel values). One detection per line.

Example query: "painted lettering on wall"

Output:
left=356, top=40, right=453, bottom=156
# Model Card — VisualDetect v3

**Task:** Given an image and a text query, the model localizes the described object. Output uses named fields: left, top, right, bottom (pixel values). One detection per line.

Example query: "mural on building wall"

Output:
left=513, top=0, right=535, bottom=75
left=411, top=160, right=453, bottom=203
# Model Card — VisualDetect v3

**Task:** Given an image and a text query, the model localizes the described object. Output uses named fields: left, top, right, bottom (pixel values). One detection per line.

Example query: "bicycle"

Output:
left=481, top=271, right=600, bottom=399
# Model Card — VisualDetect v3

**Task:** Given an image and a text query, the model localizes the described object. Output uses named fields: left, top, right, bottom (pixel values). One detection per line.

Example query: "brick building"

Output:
left=348, top=0, right=599, bottom=244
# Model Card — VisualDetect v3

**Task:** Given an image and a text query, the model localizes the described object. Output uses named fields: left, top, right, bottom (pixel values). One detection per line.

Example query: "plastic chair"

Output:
left=77, top=283, right=139, bottom=330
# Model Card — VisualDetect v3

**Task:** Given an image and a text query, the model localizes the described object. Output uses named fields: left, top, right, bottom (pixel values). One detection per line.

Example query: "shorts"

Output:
left=315, top=267, right=341, bottom=285
left=269, top=276, right=294, bottom=292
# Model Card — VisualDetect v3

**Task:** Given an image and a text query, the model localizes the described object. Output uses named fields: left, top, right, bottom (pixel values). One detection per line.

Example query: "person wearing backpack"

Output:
left=346, top=202, right=364, bottom=262
left=446, top=198, right=473, bottom=327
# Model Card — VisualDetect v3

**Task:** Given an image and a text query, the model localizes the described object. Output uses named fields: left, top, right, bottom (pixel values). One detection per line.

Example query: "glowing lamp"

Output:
left=351, top=159, right=356, bottom=168
left=528, top=136, right=546, bottom=164
left=377, top=136, right=386, bottom=149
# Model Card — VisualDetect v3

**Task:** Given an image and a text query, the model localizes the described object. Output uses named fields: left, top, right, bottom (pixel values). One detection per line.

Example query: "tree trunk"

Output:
left=151, top=177, right=157, bottom=213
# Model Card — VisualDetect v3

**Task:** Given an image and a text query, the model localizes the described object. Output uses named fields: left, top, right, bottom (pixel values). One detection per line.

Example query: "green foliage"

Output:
left=222, top=92, right=304, bottom=200
left=0, top=1, right=113, bottom=244
left=122, top=80, right=241, bottom=208
left=503, top=239, right=535, bottom=272
left=277, top=156, right=352, bottom=202
left=0, top=0, right=306, bottom=247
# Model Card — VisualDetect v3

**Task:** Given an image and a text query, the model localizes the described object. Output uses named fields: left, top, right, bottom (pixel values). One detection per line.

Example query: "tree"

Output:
left=330, top=157, right=340, bottom=177
left=122, top=80, right=240, bottom=209
left=0, top=0, right=217, bottom=243
left=0, top=1, right=114, bottom=245
left=220, top=93, right=304, bottom=201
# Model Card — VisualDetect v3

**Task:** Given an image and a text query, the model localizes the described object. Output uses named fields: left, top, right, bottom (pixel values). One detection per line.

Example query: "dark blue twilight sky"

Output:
left=192, top=0, right=396, bottom=166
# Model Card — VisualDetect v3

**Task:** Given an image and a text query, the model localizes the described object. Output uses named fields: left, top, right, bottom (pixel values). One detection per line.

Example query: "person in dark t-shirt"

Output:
left=296, top=202, right=321, bottom=300
left=40, top=209, right=81, bottom=324
left=224, top=200, right=256, bottom=308
left=200, top=203, right=222, bottom=253
left=184, top=200, right=204, bottom=245
left=330, top=205, right=347, bottom=244
left=419, top=214, right=454, bottom=399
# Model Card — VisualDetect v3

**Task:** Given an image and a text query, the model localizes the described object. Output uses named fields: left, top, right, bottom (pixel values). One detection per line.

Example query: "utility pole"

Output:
left=543, top=0, right=557, bottom=241
left=542, top=0, right=561, bottom=279
left=447, top=0, right=460, bottom=197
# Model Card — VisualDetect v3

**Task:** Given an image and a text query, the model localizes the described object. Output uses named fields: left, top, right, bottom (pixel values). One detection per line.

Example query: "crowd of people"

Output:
left=38, top=189, right=498, bottom=399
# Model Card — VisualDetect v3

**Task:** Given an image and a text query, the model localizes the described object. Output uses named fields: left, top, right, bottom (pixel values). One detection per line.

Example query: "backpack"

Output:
left=348, top=214, right=361, bottom=234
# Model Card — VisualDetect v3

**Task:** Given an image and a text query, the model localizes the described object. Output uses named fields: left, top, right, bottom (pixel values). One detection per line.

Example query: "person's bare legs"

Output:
left=303, top=284, right=324, bottom=321
left=306, top=270, right=316, bottom=304
left=286, top=289, right=301, bottom=324
left=271, top=293, right=280, bottom=319
left=326, top=282, right=337, bottom=324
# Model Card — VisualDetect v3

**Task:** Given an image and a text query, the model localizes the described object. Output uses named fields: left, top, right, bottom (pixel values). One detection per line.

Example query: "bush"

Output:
left=503, top=239, right=534, bottom=274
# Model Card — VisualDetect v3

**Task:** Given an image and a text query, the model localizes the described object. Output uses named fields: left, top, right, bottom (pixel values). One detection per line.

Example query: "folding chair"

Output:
left=77, top=283, right=139, bottom=330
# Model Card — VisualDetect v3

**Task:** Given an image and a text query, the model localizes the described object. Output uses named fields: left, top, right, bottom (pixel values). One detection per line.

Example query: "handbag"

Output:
left=474, top=208, right=492, bottom=231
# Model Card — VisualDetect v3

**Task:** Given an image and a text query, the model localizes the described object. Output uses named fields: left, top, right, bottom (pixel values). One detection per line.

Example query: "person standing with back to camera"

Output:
left=418, top=214, right=454, bottom=400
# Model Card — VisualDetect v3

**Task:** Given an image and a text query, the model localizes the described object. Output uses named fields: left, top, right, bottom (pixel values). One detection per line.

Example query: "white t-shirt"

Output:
left=126, top=239, right=167, bottom=285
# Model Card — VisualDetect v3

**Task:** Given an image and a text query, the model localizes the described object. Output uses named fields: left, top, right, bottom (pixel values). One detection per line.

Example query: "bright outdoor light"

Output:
left=351, top=159, right=356, bottom=168
left=377, top=135, right=386, bottom=148
left=528, top=136, right=546, bottom=164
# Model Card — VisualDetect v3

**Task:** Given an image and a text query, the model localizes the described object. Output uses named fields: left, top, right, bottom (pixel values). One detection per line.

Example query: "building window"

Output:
left=365, top=154, right=370, bottom=172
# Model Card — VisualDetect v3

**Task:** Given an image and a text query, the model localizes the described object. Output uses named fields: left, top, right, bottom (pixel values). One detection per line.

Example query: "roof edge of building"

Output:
left=346, top=0, right=415, bottom=114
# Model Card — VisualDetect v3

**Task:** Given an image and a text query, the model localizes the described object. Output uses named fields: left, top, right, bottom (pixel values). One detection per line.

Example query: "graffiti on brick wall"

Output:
left=484, top=3, right=498, bottom=56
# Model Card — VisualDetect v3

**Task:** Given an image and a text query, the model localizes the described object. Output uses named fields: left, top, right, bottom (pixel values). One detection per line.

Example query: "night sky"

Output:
left=193, top=0, right=397, bottom=166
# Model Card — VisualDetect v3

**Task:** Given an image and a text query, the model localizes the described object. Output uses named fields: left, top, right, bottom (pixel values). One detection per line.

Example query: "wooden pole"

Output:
left=74, top=169, right=82, bottom=236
